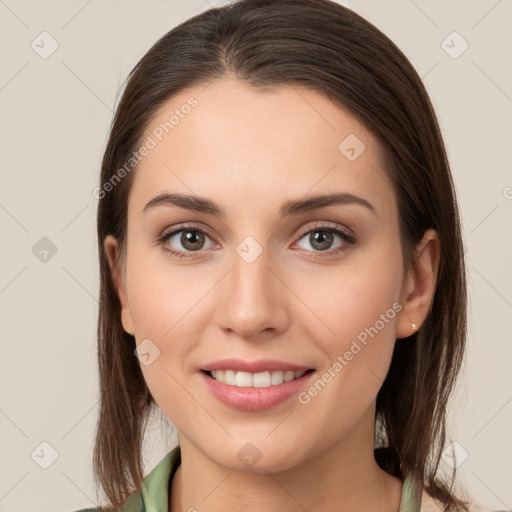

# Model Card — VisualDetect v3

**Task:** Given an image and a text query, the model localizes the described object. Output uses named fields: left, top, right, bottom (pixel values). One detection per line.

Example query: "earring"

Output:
left=410, top=321, right=417, bottom=331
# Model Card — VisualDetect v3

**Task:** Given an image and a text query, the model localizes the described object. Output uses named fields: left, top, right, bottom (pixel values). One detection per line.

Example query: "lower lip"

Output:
left=199, top=370, right=315, bottom=411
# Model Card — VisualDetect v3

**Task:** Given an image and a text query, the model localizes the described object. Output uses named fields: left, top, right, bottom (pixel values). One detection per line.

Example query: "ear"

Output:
left=396, top=229, right=440, bottom=339
left=103, top=235, right=135, bottom=336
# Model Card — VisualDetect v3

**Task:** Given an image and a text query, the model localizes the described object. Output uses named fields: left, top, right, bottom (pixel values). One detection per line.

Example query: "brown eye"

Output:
left=158, top=226, right=216, bottom=257
left=178, top=230, right=206, bottom=251
left=307, top=230, right=335, bottom=251
left=295, top=227, right=354, bottom=254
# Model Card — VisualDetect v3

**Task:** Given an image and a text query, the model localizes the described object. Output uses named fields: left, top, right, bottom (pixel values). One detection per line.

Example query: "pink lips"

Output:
left=198, top=358, right=315, bottom=412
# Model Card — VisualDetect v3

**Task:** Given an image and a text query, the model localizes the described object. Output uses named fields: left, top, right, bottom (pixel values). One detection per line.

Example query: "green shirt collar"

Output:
left=77, top=445, right=420, bottom=512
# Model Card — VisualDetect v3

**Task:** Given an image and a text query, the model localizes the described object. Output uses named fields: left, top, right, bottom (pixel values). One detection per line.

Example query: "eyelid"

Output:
left=293, top=220, right=355, bottom=241
left=157, top=219, right=356, bottom=257
left=159, top=220, right=353, bottom=245
left=160, top=222, right=219, bottom=242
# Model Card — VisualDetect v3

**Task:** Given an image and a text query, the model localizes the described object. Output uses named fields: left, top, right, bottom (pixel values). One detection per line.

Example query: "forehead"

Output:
left=129, top=77, right=395, bottom=218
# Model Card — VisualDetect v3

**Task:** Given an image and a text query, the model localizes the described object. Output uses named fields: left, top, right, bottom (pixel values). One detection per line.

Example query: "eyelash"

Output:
left=156, top=222, right=356, bottom=260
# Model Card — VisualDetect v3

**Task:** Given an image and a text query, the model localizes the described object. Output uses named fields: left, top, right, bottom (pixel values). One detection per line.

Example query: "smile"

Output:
left=207, top=369, right=310, bottom=387
left=199, top=368, right=316, bottom=411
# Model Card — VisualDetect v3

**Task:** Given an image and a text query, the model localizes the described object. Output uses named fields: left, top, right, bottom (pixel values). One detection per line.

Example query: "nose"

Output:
left=214, top=246, right=290, bottom=341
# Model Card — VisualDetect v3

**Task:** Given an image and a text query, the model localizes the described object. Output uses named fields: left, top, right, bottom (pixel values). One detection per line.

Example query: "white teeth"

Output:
left=271, top=370, right=283, bottom=385
left=253, top=371, right=271, bottom=388
left=235, top=371, right=253, bottom=387
left=210, top=369, right=308, bottom=387
left=284, top=371, right=295, bottom=382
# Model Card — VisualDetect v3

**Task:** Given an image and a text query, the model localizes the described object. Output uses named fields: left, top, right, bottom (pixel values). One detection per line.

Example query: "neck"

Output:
left=170, top=408, right=402, bottom=512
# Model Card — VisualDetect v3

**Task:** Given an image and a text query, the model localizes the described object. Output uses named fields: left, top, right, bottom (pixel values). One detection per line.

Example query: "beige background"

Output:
left=0, top=1, right=511, bottom=511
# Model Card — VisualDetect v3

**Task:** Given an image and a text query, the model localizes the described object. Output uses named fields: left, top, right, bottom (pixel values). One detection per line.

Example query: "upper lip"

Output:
left=202, top=358, right=313, bottom=373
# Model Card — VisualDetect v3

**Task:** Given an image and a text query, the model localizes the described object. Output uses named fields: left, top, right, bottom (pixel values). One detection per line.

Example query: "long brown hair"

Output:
left=94, top=0, right=469, bottom=509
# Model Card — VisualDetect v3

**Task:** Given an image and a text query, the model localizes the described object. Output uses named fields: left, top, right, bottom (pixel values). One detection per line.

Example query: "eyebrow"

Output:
left=142, top=191, right=376, bottom=217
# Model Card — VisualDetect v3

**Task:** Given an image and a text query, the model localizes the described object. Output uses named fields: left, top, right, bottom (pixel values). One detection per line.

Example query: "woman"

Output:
left=77, top=0, right=477, bottom=510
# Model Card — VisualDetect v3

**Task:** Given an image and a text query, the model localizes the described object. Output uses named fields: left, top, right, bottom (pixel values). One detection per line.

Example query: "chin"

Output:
left=205, top=438, right=307, bottom=475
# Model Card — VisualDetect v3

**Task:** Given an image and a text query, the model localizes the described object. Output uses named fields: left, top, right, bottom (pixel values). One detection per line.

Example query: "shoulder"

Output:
left=69, top=445, right=181, bottom=512
left=69, top=490, right=142, bottom=512
left=420, top=489, right=487, bottom=512
left=71, top=509, right=106, bottom=512
left=419, top=490, right=442, bottom=511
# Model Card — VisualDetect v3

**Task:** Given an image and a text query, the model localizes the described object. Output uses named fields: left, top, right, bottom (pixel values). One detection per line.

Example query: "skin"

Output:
left=105, top=77, right=440, bottom=512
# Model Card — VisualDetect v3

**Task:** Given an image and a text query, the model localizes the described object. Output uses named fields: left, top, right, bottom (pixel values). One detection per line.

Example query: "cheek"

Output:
left=124, top=251, right=219, bottom=406
left=291, top=256, right=403, bottom=438
left=124, top=231, right=208, bottom=338
left=329, top=270, right=401, bottom=346
left=289, top=240, right=404, bottom=418
left=127, top=262, right=212, bottom=427
left=293, top=240, right=404, bottom=354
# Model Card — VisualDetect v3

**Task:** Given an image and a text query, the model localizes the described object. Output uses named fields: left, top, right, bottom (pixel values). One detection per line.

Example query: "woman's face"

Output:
left=106, top=77, right=417, bottom=472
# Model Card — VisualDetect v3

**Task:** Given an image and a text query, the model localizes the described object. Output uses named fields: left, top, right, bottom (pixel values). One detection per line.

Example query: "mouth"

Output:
left=198, top=368, right=316, bottom=411
left=201, top=368, right=315, bottom=388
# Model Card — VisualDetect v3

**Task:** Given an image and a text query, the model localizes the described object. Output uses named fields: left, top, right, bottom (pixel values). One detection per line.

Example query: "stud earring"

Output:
left=410, top=321, right=417, bottom=331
